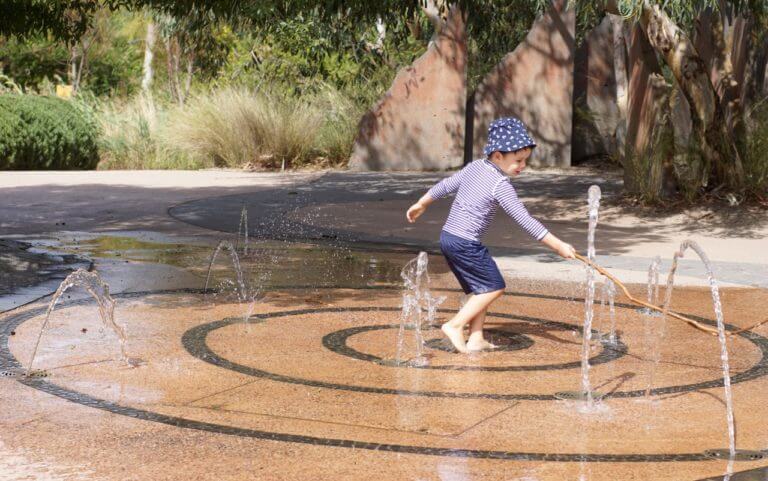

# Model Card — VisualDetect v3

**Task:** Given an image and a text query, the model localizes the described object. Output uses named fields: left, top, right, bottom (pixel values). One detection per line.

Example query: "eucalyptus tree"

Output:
left=575, top=0, right=767, bottom=195
left=0, top=0, right=100, bottom=40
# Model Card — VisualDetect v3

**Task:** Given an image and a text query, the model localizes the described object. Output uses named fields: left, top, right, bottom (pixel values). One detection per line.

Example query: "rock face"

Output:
left=572, top=16, right=620, bottom=163
left=348, top=7, right=467, bottom=171
left=471, top=0, right=575, bottom=167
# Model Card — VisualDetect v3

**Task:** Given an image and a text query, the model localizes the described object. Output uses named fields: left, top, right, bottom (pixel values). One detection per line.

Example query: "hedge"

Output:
left=0, top=94, right=99, bottom=169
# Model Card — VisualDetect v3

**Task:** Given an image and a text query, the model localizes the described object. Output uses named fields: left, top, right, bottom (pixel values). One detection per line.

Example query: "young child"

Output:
left=406, top=117, right=576, bottom=353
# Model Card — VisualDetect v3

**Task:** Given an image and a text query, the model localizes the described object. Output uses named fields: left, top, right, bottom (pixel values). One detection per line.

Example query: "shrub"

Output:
left=161, top=86, right=358, bottom=169
left=94, top=94, right=204, bottom=170
left=744, top=100, right=768, bottom=197
left=0, top=94, right=99, bottom=169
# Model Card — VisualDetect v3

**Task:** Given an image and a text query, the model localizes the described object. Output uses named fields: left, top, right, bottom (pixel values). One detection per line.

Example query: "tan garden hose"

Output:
left=574, top=253, right=768, bottom=337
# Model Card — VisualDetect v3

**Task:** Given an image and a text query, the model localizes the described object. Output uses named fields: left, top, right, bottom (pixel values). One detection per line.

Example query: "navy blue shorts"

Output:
left=440, top=231, right=506, bottom=295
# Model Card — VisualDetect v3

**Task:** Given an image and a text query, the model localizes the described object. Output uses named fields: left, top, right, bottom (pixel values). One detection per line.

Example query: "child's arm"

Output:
left=494, top=180, right=575, bottom=259
left=406, top=167, right=467, bottom=223
left=540, top=232, right=576, bottom=259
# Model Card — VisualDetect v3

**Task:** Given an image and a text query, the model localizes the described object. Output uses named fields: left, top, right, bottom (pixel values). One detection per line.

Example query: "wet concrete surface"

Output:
left=0, top=239, right=91, bottom=312
left=166, top=171, right=768, bottom=287
left=2, top=169, right=767, bottom=480
left=2, top=278, right=768, bottom=480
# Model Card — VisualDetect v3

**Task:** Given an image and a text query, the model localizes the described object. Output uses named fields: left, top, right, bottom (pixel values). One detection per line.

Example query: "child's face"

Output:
left=491, top=148, right=532, bottom=176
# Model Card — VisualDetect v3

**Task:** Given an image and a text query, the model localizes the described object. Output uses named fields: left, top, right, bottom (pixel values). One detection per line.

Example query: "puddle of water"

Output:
left=22, top=232, right=434, bottom=292
left=242, top=241, right=410, bottom=288
left=57, top=233, right=209, bottom=268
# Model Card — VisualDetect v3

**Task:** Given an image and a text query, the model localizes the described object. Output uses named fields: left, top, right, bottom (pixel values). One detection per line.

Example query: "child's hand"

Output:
left=556, top=241, right=576, bottom=259
left=406, top=202, right=427, bottom=223
left=540, top=233, right=575, bottom=259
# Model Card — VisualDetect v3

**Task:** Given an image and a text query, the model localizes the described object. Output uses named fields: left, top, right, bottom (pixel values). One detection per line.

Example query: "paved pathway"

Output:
left=1, top=169, right=766, bottom=290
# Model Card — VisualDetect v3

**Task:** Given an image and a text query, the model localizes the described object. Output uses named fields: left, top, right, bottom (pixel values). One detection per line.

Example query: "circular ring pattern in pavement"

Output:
left=190, top=304, right=768, bottom=401
left=320, top=312, right=627, bottom=371
left=3, top=289, right=768, bottom=463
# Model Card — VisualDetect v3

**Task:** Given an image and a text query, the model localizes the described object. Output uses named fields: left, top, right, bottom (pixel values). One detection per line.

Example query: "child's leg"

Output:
left=468, top=307, right=487, bottom=338
left=441, top=289, right=504, bottom=353
left=466, top=308, right=498, bottom=351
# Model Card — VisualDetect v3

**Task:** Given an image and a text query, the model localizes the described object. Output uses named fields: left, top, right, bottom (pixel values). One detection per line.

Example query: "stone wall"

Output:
left=572, top=16, right=620, bottom=164
left=347, top=6, right=467, bottom=171
left=471, top=0, right=575, bottom=167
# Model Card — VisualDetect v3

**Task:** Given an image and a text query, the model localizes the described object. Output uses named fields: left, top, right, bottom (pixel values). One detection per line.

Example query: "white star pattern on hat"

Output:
left=483, top=116, right=537, bottom=157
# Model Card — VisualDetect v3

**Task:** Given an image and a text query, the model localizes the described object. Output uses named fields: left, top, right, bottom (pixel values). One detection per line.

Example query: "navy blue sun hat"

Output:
left=482, top=117, right=537, bottom=157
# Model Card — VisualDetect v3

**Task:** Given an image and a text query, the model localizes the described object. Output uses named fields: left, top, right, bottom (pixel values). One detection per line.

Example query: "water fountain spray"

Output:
left=600, top=279, right=618, bottom=345
left=26, top=269, right=130, bottom=376
left=580, top=185, right=602, bottom=402
left=659, top=240, right=736, bottom=458
left=644, top=256, right=667, bottom=398
left=556, top=185, right=604, bottom=403
left=397, top=252, right=445, bottom=366
left=204, top=240, right=248, bottom=303
left=235, top=204, right=249, bottom=256
left=647, top=256, right=661, bottom=307
left=577, top=237, right=744, bottom=458
left=204, top=239, right=260, bottom=324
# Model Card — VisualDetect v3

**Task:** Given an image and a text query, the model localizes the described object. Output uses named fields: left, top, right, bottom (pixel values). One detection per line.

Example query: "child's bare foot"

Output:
left=441, top=323, right=468, bottom=353
left=466, top=338, right=498, bottom=352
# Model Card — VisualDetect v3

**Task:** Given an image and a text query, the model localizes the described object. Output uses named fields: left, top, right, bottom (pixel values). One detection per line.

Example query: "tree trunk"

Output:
left=183, top=51, right=194, bottom=103
left=141, top=21, right=156, bottom=93
left=637, top=0, right=745, bottom=190
left=164, top=36, right=175, bottom=103
left=374, top=16, right=386, bottom=51
left=725, top=14, right=752, bottom=155
left=75, top=37, right=91, bottom=93
left=165, top=35, right=184, bottom=105
left=68, top=45, right=79, bottom=91
left=710, top=6, right=751, bottom=135
left=763, top=48, right=768, bottom=96
left=173, top=41, right=185, bottom=106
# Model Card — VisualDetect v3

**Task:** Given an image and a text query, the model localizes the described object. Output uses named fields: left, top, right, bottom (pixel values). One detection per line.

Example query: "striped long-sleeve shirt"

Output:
left=426, top=158, right=549, bottom=242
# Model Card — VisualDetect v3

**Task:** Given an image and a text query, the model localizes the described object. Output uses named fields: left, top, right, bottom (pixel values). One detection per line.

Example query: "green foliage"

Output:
left=0, top=94, right=99, bottom=169
left=210, top=9, right=428, bottom=116
left=0, top=9, right=143, bottom=96
left=465, top=0, right=547, bottom=89
left=0, top=73, right=24, bottom=94
left=0, top=0, right=99, bottom=40
left=0, top=36, right=70, bottom=90
left=153, top=12, right=234, bottom=83
left=744, top=100, right=768, bottom=196
left=81, top=10, right=144, bottom=96
left=576, top=0, right=768, bottom=31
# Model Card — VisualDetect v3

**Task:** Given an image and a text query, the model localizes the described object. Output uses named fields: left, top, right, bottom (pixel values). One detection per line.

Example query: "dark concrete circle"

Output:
left=320, top=314, right=627, bottom=372
left=424, top=327, right=533, bottom=353
left=189, top=304, right=768, bottom=402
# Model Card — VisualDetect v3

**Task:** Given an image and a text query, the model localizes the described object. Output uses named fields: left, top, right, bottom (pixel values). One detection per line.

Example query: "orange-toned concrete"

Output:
left=3, top=272, right=768, bottom=480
